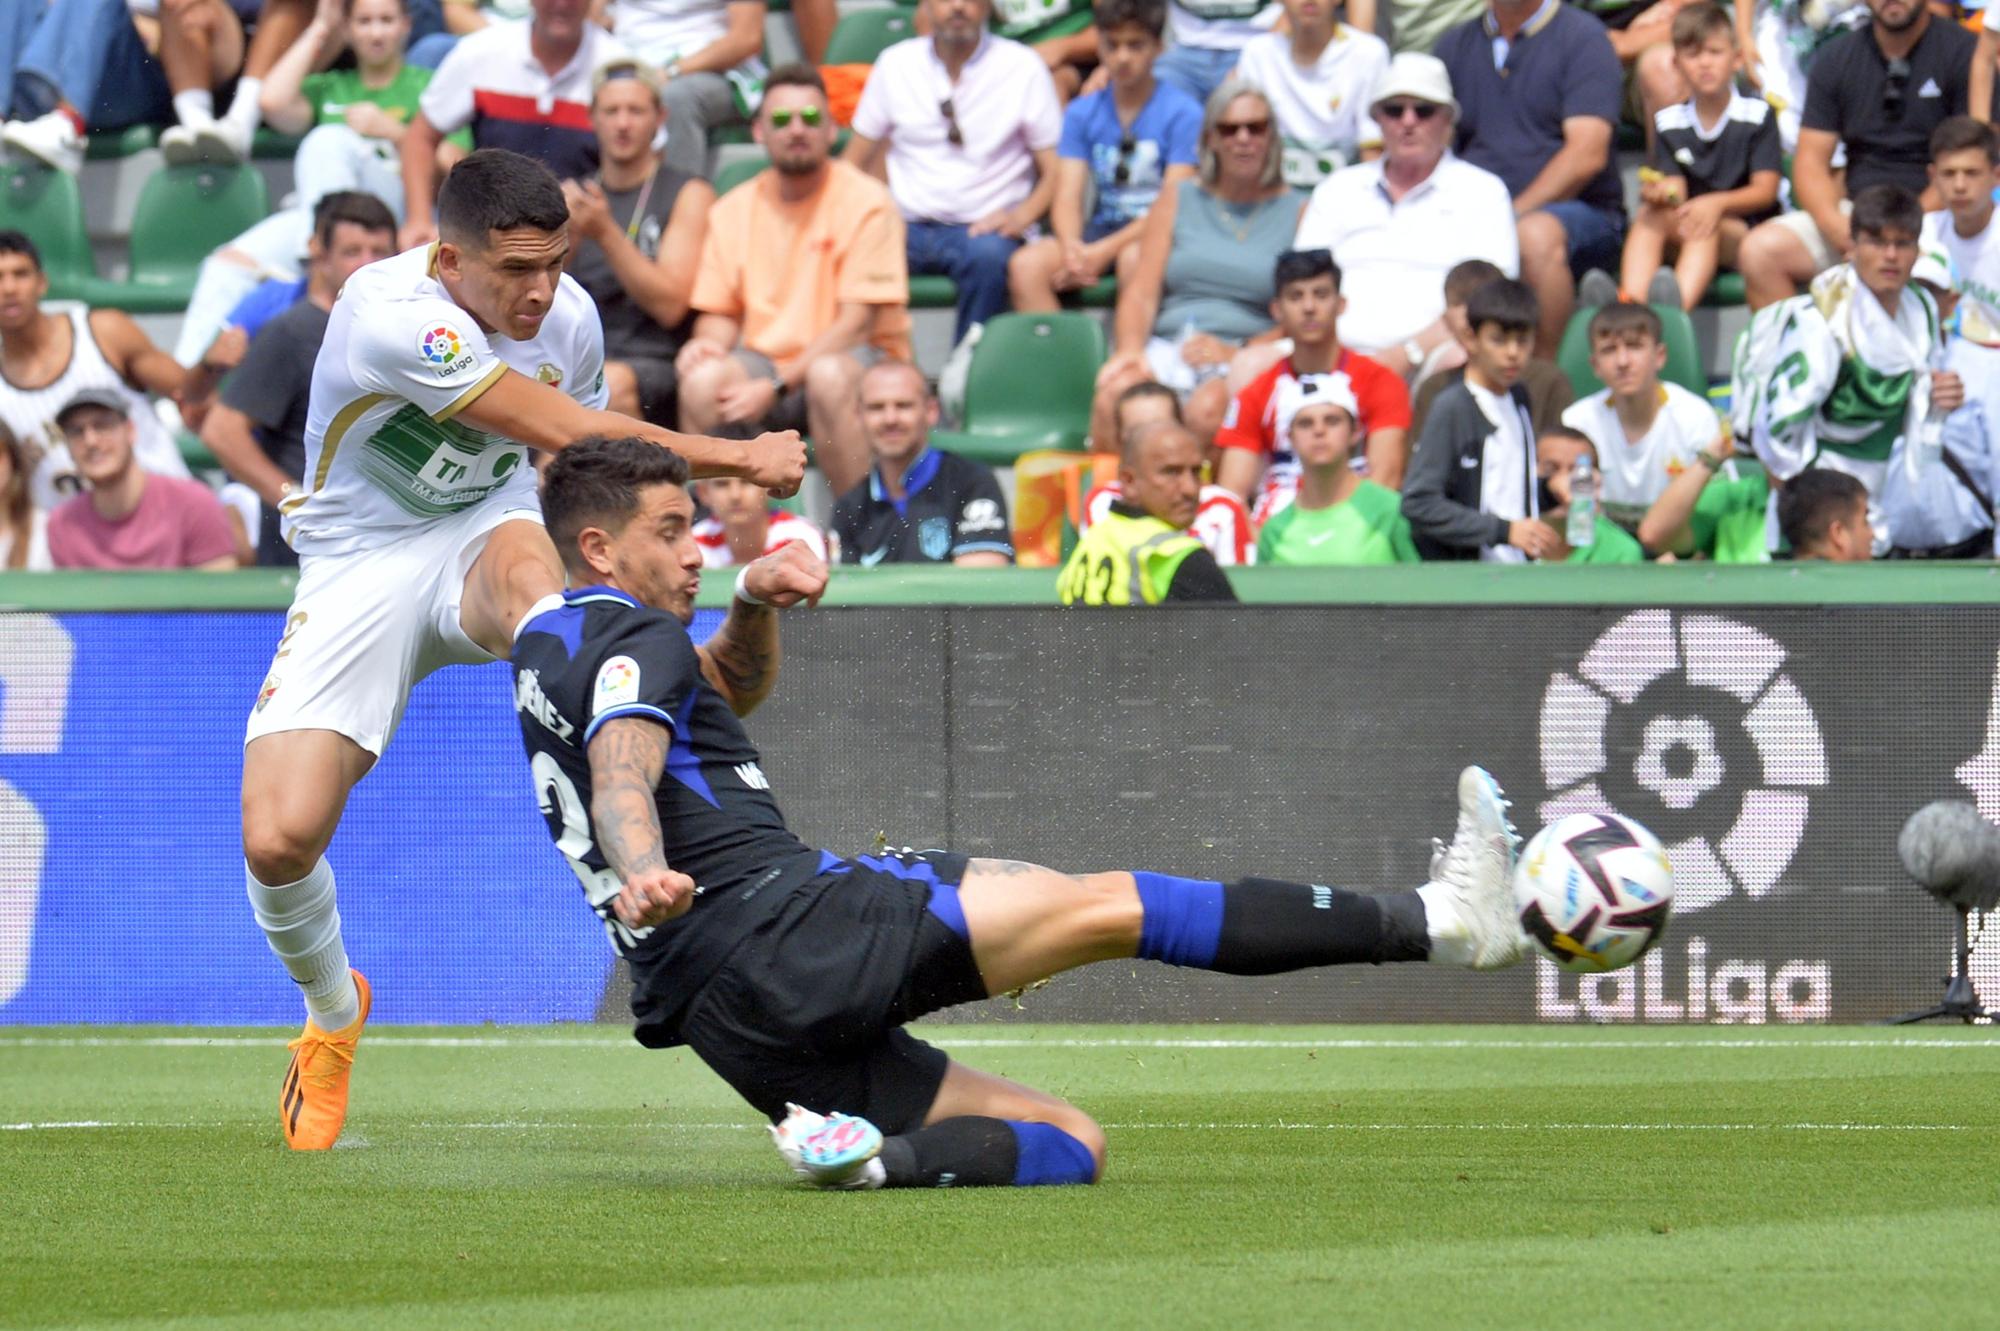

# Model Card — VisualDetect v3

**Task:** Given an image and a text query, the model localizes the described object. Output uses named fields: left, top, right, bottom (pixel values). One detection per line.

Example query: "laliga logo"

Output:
left=1537, top=609, right=1827, bottom=914
left=419, top=323, right=463, bottom=366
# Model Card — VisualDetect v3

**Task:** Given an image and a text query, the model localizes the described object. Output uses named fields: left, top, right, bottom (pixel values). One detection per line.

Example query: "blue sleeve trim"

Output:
left=583, top=704, right=675, bottom=744
left=951, top=541, right=1015, bottom=556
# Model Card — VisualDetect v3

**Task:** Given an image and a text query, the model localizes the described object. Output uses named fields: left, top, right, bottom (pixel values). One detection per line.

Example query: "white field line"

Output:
left=0, top=1119, right=1974, bottom=1134
left=1, top=1034, right=1998, bottom=1051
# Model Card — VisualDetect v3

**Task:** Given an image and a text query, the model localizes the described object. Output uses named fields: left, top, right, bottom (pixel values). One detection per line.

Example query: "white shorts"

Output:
left=243, top=501, right=544, bottom=756
left=1766, top=202, right=1851, bottom=277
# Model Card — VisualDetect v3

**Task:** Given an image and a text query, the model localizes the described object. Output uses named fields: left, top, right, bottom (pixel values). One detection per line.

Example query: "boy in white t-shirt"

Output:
left=1559, top=301, right=1722, bottom=530
left=1231, top=0, right=1389, bottom=190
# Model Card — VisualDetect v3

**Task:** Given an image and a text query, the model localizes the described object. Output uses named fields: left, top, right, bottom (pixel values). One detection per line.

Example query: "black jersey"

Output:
left=513, top=586, right=823, bottom=1027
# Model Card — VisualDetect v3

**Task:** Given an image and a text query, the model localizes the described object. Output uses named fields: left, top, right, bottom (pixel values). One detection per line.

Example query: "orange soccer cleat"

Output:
left=280, top=969, right=371, bottom=1150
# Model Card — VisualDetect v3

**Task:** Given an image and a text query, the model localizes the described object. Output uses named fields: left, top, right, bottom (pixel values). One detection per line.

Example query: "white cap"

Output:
left=1274, top=372, right=1360, bottom=444
left=1368, top=53, right=1457, bottom=118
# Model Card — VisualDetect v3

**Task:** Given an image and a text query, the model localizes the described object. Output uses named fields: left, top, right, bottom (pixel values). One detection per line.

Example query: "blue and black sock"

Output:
left=1133, top=872, right=1430, bottom=974
left=878, top=1117, right=1097, bottom=1188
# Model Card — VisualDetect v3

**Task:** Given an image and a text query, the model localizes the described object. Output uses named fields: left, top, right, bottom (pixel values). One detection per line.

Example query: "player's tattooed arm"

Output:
left=587, top=718, right=672, bottom=878
left=697, top=600, right=780, bottom=718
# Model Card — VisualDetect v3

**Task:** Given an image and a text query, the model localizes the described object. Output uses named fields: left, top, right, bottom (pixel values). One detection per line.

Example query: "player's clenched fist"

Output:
left=746, top=430, right=809, bottom=496
left=613, top=867, right=697, bottom=928
left=741, top=540, right=829, bottom=609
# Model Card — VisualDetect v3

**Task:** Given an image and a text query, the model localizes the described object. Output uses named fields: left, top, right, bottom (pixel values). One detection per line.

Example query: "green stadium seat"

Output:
left=85, top=125, right=158, bottom=160
left=823, top=8, right=915, bottom=64
left=1557, top=301, right=1708, bottom=396
left=82, top=162, right=270, bottom=312
left=909, top=274, right=957, bottom=307
left=0, top=163, right=97, bottom=301
left=1062, top=276, right=1117, bottom=309
left=714, top=153, right=768, bottom=195
left=928, top=312, right=1105, bottom=466
left=251, top=129, right=304, bottom=159
left=177, top=429, right=219, bottom=471
left=1702, top=271, right=1747, bottom=307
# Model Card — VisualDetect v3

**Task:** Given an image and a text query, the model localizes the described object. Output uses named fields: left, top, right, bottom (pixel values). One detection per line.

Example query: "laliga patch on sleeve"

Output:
left=416, top=321, right=474, bottom=377
left=592, top=655, right=641, bottom=715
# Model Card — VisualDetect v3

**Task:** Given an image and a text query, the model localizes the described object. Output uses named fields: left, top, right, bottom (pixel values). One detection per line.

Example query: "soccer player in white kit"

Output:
left=241, top=149, right=806, bottom=1149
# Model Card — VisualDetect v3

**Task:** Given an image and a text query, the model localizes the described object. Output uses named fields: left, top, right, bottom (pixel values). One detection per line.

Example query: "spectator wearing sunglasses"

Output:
left=680, top=65, right=911, bottom=496
left=846, top=0, right=1065, bottom=345
left=1230, top=0, right=1390, bottom=191
left=1008, top=0, right=1201, bottom=314
left=1293, top=54, right=1516, bottom=381
left=1735, top=0, right=1975, bottom=311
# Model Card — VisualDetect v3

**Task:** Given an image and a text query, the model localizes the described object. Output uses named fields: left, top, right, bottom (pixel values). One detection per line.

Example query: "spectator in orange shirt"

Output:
left=677, top=64, right=911, bottom=497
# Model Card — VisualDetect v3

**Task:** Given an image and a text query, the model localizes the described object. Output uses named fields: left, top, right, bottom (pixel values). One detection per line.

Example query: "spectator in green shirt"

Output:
left=1636, top=428, right=1772, bottom=563
left=174, top=0, right=442, bottom=370
left=1257, top=371, right=1418, bottom=565
left=1537, top=425, right=1646, bottom=564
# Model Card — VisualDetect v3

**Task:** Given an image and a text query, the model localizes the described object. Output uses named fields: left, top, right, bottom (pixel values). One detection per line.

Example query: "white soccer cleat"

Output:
left=768, top=1102, right=885, bottom=1190
left=160, top=118, right=249, bottom=167
left=1419, top=765, right=1527, bottom=971
left=2, top=113, right=82, bottom=174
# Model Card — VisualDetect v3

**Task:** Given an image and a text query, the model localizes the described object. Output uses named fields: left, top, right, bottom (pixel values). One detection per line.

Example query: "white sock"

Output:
left=246, top=858, right=360, bottom=1030
left=1414, top=881, right=1474, bottom=968
left=173, top=90, right=215, bottom=128
left=225, top=78, right=262, bottom=129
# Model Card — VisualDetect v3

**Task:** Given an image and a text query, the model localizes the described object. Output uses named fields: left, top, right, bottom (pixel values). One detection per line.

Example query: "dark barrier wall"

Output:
left=2, top=580, right=1997, bottom=1025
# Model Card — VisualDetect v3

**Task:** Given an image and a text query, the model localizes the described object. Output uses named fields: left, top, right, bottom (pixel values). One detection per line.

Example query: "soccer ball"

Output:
left=1513, top=813, right=1675, bottom=974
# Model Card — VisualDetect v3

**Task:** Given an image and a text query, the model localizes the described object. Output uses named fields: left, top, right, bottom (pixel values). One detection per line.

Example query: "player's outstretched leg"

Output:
left=242, top=729, right=375, bottom=1150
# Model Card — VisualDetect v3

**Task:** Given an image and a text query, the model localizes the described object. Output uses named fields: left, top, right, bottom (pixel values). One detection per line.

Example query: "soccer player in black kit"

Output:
left=515, top=436, right=1531, bottom=1190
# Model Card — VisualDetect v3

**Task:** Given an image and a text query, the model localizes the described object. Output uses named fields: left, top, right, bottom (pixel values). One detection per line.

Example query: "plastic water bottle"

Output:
left=1568, top=454, right=1599, bottom=548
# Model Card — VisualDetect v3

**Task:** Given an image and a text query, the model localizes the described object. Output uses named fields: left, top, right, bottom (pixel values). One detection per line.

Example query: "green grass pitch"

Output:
left=4, top=1024, right=1998, bottom=1329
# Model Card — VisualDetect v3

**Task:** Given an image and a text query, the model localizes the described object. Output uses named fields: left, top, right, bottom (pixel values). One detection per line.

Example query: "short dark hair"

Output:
left=437, top=149, right=568, bottom=249
left=1850, top=183, right=1924, bottom=242
left=1115, top=380, right=1182, bottom=427
left=1274, top=248, right=1340, bottom=295
left=311, top=190, right=397, bottom=249
left=0, top=230, right=43, bottom=273
left=1095, top=0, right=1167, bottom=39
left=1443, top=258, right=1504, bottom=308
left=1466, top=278, right=1538, bottom=336
left=1932, top=115, right=2000, bottom=166
left=1669, top=2, right=1734, bottom=50
left=1587, top=300, right=1663, bottom=347
left=1778, top=468, right=1868, bottom=555
left=541, top=436, right=692, bottom=576
left=1539, top=424, right=1597, bottom=459
left=762, top=62, right=828, bottom=100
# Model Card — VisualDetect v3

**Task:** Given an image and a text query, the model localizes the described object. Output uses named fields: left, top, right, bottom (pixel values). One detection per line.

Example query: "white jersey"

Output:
left=1561, top=382, right=1723, bottom=527
left=1232, top=28, right=1388, bottom=185
left=1923, top=209, right=2000, bottom=349
left=693, top=509, right=828, bottom=567
left=0, top=303, right=190, bottom=510
left=284, top=245, right=607, bottom=558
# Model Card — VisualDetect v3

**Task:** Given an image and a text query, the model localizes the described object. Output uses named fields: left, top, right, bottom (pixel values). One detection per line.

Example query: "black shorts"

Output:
left=673, top=851, right=988, bottom=1134
left=615, top=354, right=679, bottom=426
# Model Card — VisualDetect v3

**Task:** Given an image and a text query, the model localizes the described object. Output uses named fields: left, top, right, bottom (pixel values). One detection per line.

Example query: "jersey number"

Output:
left=531, top=750, right=654, bottom=950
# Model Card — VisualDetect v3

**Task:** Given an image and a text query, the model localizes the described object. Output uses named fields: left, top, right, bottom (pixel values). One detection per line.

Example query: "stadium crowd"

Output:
left=2, top=0, right=1998, bottom=586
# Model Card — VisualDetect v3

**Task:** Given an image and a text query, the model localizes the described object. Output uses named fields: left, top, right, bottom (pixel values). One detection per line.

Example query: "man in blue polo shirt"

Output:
left=832, top=361, right=1014, bottom=566
left=1437, top=0, right=1624, bottom=357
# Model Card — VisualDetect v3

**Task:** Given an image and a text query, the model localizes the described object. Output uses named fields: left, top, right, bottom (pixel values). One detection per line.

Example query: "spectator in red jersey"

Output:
left=1080, top=381, right=1255, bottom=564
left=1214, top=247, right=1411, bottom=523
left=47, top=389, right=241, bottom=570
left=691, top=427, right=829, bottom=567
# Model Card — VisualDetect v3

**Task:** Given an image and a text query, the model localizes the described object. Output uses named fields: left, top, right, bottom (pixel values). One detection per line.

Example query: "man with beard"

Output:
left=679, top=64, right=909, bottom=497
left=1735, top=0, right=1977, bottom=309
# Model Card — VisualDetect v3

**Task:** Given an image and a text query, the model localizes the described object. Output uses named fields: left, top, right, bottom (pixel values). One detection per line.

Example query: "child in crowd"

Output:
left=1731, top=184, right=1962, bottom=554
left=1902, top=115, right=2000, bottom=557
left=1532, top=426, right=1646, bottom=563
left=692, top=478, right=829, bottom=568
left=1010, top=0, right=1202, bottom=312
left=1409, top=259, right=1574, bottom=440
left=1230, top=0, right=1390, bottom=191
left=1215, top=248, right=1410, bottom=519
left=1082, top=381, right=1257, bottom=563
left=1255, top=373, right=1417, bottom=565
left=1401, top=279, right=1555, bottom=562
left=1559, top=301, right=1724, bottom=531
left=1778, top=467, right=1872, bottom=560
left=1635, top=431, right=1772, bottom=562
left=1620, top=4, right=1782, bottom=310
